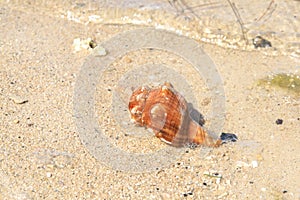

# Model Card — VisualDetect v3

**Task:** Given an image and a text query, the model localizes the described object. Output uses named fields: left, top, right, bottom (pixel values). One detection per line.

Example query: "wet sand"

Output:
left=1, top=1, right=299, bottom=199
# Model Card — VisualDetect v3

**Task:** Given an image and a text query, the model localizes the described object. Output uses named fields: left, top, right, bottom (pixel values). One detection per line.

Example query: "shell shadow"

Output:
left=187, top=103, right=205, bottom=126
left=187, top=103, right=238, bottom=144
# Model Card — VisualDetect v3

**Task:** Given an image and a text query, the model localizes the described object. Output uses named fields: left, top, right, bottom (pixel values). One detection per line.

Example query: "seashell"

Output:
left=128, top=82, right=223, bottom=147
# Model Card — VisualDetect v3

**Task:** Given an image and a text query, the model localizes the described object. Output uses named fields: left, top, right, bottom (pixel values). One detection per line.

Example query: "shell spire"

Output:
left=187, top=119, right=222, bottom=147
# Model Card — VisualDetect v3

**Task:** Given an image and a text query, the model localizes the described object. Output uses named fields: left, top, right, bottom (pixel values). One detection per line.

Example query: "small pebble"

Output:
left=73, top=38, right=92, bottom=52
left=256, top=154, right=264, bottom=161
left=252, top=36, right=272, bottom=48
left=182, top=191, right=193, bottom=197
left=89, top=39, right=97, bottom=49
left=220, top=132, right=238, bottom=143
left=9, top=94, right=28, bottom=104
left=225, top=180, right=231, bottom=185
left=124, top=57, right=133, bottom=63
left=46, top=172, right=52, bottom=178
left=93, top=46, right=107, bottom=56
left=276, top=119, right=283, bottom=125
left=27, top=122, right=34, bottom=127
left=203, top=171, right=210, bottom=175
left=236, top=161, right=250, bottom=168
left=251, top=160, right=258, bottom=168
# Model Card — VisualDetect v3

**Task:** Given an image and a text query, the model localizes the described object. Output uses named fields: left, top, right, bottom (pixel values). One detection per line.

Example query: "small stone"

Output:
left=203, top=171, right=210, bottom=176
left=251, top=160, right=258, bottom=168
left=93, top=46, right=107, bottom=56
left=9, top=94, right=28, bottom=104
left=46, top=172, right=52, bottom=178
left=225, top=180, right=231, bottom=185
left=73, top=38, right=92, bottom=52
left=252, top=36, right=272, bottom=48
left=13, top=119, right=20, bottom=124
left=187, top=192, right=193, bottom=196
left=256, top=154, right=264, bottom=161
left=220, top=132, right=238, bottom=143
left=124, top=57, right=133, bottom=63
left=261, top=188, right=267, bottom=192
left=276, top=119, right=283, bottom=125
left=88, top=39, right=97, bottom=49
left=236, top=161, right=250, bottom=168
left=27, top=122, right=34, bottom=127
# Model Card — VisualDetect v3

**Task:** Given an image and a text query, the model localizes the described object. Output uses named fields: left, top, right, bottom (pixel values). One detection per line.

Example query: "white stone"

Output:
left=46, top=172, right=52, bottom=178
left=251, top=160, right=258, bottom=168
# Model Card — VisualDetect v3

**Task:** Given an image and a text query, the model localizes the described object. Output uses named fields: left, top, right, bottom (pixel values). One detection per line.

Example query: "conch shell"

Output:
left=128, top=82, right=222, bottom=147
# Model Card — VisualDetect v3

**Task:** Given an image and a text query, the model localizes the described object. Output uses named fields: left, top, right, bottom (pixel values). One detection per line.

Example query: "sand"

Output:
left=1, top=1, right=299, bottom=199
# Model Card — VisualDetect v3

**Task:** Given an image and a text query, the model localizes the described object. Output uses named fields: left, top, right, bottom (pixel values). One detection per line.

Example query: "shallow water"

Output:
left=8, top=0, right=300, bottom=60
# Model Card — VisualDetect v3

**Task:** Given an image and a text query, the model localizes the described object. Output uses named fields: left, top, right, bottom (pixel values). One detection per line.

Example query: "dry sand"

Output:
left=1, top=1, right=299, bottom=199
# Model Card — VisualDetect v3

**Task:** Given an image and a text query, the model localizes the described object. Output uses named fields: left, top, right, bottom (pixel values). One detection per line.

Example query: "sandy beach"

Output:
left=1, top=1, right=299, bottom=199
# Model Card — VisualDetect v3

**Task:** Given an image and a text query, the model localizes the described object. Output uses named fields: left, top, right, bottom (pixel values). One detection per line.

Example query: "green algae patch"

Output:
left=258, top=73, right=300, bottom=95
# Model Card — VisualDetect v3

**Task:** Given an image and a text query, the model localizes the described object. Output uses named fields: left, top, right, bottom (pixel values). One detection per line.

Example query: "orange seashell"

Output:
left=128, top=82, right=222, bottom=147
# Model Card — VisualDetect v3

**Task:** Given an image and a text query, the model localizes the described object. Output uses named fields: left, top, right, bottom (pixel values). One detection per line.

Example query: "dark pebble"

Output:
left=220, top=132, right=238, bottom=143
left=183, top=191, right=193, bottom=197
left=276, top=119, right=283, bottom=125
left=252, top=36, right=272, bottom=48
left=89, top=40, right=97, bottom=49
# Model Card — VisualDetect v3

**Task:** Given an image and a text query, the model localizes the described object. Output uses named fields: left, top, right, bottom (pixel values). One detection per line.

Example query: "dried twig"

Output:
left=256, top=0, right=276, bottom=22
left=168, top=0, right=220, bottom=19
left=226, top=0, right=247, bottom=44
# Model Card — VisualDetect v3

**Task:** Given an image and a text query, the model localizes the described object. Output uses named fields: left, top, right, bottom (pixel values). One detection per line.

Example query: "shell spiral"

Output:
left=128, top=82, right=222, bottom=147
